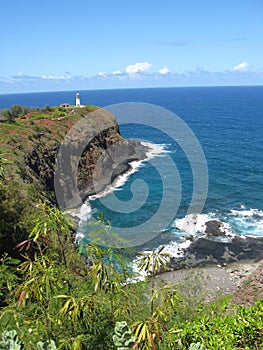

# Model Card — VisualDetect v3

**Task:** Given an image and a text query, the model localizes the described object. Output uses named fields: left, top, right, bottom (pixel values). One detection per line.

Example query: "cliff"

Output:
left=0, top=106, right=148, bottom=207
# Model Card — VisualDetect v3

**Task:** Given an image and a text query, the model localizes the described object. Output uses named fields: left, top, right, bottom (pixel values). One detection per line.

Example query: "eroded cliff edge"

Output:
left=1, top=106, right=148, bottom=207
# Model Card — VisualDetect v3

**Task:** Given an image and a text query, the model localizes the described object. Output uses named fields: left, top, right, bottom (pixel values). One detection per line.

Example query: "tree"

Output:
left=0, top=151, right=35, bottom=259
left=0, top=183, right=34, bottom=258
left=10, top=105, right=23, bottom=119
left=0, top=109, right=13, bottom=123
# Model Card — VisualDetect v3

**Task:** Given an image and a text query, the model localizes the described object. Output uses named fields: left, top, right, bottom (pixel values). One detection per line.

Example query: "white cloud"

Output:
left=113, top=70, right=122, bottom=75
left=98, top=71, right=107, bottom=77
left=158, top=67, right=170, bottom=75
left=3, top=64, right=263, bottom=94
left=12, top=72, right=34, bottom=80
left=41, top=74, right=71, bottom=80
left=16, top=72, right=25, bottom=77
left=126, top=62, right=152, bottom=75
left=230, top=62, right=250, bottom=72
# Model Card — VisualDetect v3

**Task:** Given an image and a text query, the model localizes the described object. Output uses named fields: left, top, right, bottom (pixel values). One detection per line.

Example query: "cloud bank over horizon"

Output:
left=0, top=61, right=262, bottom=93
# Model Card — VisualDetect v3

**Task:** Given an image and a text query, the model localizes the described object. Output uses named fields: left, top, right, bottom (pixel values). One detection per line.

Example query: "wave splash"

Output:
left=228, top=208, right=263, bottom=237
left=173, top=208, right=263, bottom=238
left=152, top=207, right=263, bottom=259
left=75, top=142, right=169, bottom=238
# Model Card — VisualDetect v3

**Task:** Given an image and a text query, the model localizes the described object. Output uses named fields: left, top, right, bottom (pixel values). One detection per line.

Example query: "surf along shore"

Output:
left=78, top=142, right=263, bottom=305
left=156, top=218, right=263, bottom=305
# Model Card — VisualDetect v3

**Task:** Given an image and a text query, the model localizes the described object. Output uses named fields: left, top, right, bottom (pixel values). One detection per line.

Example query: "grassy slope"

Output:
left=0, top=106, right=97, bottom=188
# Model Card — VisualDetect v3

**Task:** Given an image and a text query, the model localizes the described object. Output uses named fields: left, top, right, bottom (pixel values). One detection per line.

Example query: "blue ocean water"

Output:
left=1, top=86, right=263, bottom=252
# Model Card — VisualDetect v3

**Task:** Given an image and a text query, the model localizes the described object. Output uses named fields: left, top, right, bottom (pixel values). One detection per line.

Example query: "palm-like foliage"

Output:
left=17, top=254, right=61, bottom=305
left=137, top=246, right=170, bottom=278
left=86, top=243, right=124, bottom=294
left=137, top=246, right=170, bottom=315
left=133, top=312, right=167, bottom=350
left=16, top=202, right=75, bottom=258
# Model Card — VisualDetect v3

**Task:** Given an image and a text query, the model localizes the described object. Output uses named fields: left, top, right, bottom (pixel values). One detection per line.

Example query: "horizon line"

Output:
left=1, top=84, right=263, bottom=96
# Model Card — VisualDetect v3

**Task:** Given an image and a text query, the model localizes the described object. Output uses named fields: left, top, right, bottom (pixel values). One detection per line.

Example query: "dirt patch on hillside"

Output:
left=232, top=260, right=263, bottom=306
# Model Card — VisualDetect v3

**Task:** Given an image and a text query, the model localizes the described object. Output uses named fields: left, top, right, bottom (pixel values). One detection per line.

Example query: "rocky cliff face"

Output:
left=23, top=107, right=148, bottom=206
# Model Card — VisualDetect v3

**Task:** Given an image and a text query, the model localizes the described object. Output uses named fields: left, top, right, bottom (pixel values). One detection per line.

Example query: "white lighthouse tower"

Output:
left=76, top=92, right=81, bottom=107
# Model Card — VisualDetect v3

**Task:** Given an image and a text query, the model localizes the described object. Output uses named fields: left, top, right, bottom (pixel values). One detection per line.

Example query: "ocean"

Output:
left=1, top=86, right=263, bottom=255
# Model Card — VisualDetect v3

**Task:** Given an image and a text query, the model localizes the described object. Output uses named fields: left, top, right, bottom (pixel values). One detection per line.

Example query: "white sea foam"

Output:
left=141, top=141, right=170, bottom=160
left=173, top=213, right=214, bottom=234
left=230, top=208, right=263, bottom=218
left=75, top=142, right=170, bottom=243
left=173, top=212, right=238, bottom=243
left=75, top=232, right=85, bottom=240
left=173, top=208, right=263, bottom=239
left=88, top=160, right=143, bottom=201
left=228, top=207, right=263, bottom=237
left=73, top=203, right=93, bottom=241
left=156, top=239, right=192, bottom=258
left=88, top=141, right=169, bottom=201
left=72, top=202, right=92, bottom=224
left=130, top=207, right=263, bottom=280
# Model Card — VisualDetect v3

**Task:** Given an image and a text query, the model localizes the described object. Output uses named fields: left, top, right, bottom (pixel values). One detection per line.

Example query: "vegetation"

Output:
left=0, top=107, right=262, bottom=349
left=0, top=105, right=87, bottom=159
left=112, top=321, right=135, bottom=349
left=0, top=198, right=262, bottom=349
left=0, top=103, right=101, bottom=252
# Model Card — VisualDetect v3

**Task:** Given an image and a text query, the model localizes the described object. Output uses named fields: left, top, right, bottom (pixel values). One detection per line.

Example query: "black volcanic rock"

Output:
left=205, top=220, right=226, bottom=236
left=169, top=235, right=263, bottom=270
left=23, top=108, right=149, bottom=206
left=78, top=138, right=149, bottom=200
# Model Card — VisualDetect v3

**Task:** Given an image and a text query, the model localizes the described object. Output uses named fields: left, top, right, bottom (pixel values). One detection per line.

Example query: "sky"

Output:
left=0, top=0, right=263, bottom=93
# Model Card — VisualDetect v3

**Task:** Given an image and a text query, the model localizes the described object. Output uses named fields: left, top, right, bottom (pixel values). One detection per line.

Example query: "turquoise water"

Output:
left=1, top=86, right=263, bottom=251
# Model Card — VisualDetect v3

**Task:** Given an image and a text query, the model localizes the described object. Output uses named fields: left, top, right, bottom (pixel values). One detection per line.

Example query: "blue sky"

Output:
left=0, top=0, right=262, bottom=93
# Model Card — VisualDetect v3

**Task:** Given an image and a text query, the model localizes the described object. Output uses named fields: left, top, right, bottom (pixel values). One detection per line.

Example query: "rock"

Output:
left=78, top=138, right=149, bottom=201
left=22, top=108, right=149, bottom=206
left=205, top=220, right=226, bottom=236
left=23, top=142, right=59, bottom=194
left=185, top=235, right=194, bottom=241
left=169, top=235, right=263, bottom=270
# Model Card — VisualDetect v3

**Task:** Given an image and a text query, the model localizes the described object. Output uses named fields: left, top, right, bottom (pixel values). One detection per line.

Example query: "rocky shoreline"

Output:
left=158, top=219, right=263, bottom=304
left=168, top=220, right=263, bottom=270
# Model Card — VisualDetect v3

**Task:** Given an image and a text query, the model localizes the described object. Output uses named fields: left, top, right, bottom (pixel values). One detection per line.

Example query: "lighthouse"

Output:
left=76, top=92, right=81, bottom=107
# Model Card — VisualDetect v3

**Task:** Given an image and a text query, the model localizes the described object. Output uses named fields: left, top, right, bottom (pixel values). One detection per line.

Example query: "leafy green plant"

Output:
left=0, top=253, right=20, bottom=306
left=0, top=330, right=23, bottom=350
left=133, top=316, right=165, bottom=350
left=174, top=269, right=210, bottom=323
left=137, top=246, right=169, bottom=315
left=36, top=340, right=57, bottom=350
left=189, top=342, right=205, bottom=350
left=0, top=149, right=9, bottom=185
left=112, top=321, right=135, bottom=349
left=171, top=300, right=263, bottom=349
